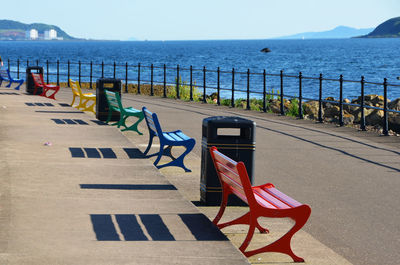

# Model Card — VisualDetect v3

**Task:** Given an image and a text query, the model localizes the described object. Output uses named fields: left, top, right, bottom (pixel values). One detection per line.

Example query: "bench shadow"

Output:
left=80, top=184, right=177, bottom=190
left=90, top=213, right=227, bottom=242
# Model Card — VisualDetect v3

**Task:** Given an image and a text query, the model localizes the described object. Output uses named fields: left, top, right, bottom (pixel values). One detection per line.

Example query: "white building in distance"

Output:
left=44, top=29, right=57, bottom=40
left=26, top=29, right=38, bottom=40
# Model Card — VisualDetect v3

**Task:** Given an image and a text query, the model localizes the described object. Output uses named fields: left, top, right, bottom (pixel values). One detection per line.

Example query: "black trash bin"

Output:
left=96, top=78, right=122, bottom=121
left=200, top=116, right=256, bottom=206
left=26, top=66, right=44, bottom=94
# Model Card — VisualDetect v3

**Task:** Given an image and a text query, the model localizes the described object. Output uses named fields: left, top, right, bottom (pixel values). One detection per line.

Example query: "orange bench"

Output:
left=209, top=146, right=311, bottom=262
left=31, top=73, right=60, bottom=100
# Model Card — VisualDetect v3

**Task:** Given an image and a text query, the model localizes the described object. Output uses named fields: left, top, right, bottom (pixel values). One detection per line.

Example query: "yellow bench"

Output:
left=70, top=79, right=96, bottom=114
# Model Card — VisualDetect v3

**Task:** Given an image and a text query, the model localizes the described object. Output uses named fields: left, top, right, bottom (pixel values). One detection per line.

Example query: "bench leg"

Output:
left=14, top=80, right=23, bottom=90
left=83, top=99, right=96, bottom=114
left=120, top=114, right=144, bottom=135
left=243, top=205, right=311, bottom=262
left=212, top=185, right=230, bottom=226
left=71, top=95, right=79, bottom=108
left=6, top=81, right=12, bottom=88
left=143, top=133, right=155, bottom=155
left=46, top=88, right=59, bottom=100
left=105, top=109, right=113, bottom=124
left=155, top=139, right=195, bottom=172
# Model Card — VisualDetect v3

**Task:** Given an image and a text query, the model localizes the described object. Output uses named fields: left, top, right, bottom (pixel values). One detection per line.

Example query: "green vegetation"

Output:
left=286, top=98, right=299, bottom=117
left=169, top=77, right=202, bottom=101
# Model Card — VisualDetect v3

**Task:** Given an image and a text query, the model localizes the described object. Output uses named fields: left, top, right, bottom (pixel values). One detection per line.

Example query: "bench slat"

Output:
left=162, top=133, right=177, bottom=141
left=253, top=187, right=291, bottom=209
left=166, top=132, right=186, bottom=141
left=175, top=131, right=190, bottom=140
left=262, top=187, right=302, bottom=208
left=215, top=161, right=247, bottom=200
left=0, top=70, right=8, bottom=78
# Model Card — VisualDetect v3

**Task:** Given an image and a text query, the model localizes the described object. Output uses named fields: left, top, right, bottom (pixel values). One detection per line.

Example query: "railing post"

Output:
left=137, top=63, right=141, bottom=94
left=27, top=59, right=29, bottom=67
left=339, top=74, right=344, bottom=126
left=7, top=59, right=10, bottom=70
left=113, top=61, right=116, bottom=79
left=150, top=63, right=154, bottom=96
left=67, top=60, right=70, bottom=87
left=163, top=64, right=167, bottom=98
left=383, top=78, right=389, bottom=136
left=318, top=73, right=323, bottom=123
left=176, top=64, right=180, bottom=99
left=202, top=66, right=206, bottom=103
left=101, top=61, right=104, bottom=78
left=360, top=76, right=366, bottom=131
left=56, top=60, right=59, bottom=86
left=78, top=60, right=81, bottom=86
left=46, top=60, right=49, bottom=83
left=17, top=59, right=20, bottom=79
left=246, top=69, right=250, bottom=110
left=90, top=61, right=93, bottom=89
left=125, top=62, right=128, bottom=93
left=217, top=67, right=220, bottom=105
left=36, top=59, right=39, bottom=66
left=231, top=68, right=235, bottom=108
left=189, top=65, right=193, bottom=101
left=299, top=72, right=303, bottom=119
left=280, top=70, right=284, bottom=115
left=263, top=69, right=266, bottom=112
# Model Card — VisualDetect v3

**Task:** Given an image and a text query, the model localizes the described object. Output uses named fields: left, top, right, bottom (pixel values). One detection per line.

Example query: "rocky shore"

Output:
left=267, top=95, right=400, bottom=135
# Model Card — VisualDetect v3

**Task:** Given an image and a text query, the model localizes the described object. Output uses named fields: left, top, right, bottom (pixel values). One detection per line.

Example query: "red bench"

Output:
left=31, top=73, right=60, bottom=100
left=209, top=146, right=311, bottom=262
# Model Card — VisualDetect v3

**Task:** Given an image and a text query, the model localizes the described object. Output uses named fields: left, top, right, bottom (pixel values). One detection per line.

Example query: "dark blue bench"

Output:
left=0, top=69, right=24, bottom=90
left=142, top=107, right=195, bottom=172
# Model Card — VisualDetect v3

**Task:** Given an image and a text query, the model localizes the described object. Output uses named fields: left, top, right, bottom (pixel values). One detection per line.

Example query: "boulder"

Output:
left=352, top=108, right=374, bottom=123
left=303, top=100, right=322, bottom=119
left=324, top=105, right=340, bottom=118
left=267, top=99, right=282, bottom=113
left=388, top=98, right=400, bottom=111
left=388, top=113, right=400, bottom=133
left=343, top=113, right=355, bottom=125
left=365, top=110, right=384, bottom=126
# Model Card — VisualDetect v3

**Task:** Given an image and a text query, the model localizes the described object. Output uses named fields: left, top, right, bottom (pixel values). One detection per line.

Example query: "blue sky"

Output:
left=2, top=0, right=399, bottom=40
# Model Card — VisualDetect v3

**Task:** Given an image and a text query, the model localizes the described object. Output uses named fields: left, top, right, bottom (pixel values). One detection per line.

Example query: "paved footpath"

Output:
left=1, top=85, right=400, bottom=265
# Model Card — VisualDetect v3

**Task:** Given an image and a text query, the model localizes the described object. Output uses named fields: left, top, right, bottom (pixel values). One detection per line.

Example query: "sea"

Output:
left=1, top=38, right=399, bottom=100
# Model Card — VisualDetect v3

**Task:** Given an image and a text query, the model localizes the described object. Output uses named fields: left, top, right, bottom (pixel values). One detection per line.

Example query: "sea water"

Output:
left=1, top=38, right=399, bottom=100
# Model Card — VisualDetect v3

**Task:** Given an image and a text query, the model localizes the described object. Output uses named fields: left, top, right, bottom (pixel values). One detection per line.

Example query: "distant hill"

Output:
left=0, top=19, right=77, bottom=40
left=275, top=26, right=373, bottom=39
left=360, top=17, right=400, bottom=38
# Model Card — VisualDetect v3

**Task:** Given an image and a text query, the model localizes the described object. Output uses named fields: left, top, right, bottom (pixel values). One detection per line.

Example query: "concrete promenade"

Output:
left=1, top=84, right=399, bottom=264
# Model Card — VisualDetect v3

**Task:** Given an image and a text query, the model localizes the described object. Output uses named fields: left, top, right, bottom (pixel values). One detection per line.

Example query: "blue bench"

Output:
left=0, top=69, right=24, bottom=90
left=142, top=107, right=196, bottom=172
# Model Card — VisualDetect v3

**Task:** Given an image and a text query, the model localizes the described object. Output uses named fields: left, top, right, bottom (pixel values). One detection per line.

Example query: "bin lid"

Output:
left=96, top=78, right=121, bottom=84
left=202, top=116, right=255, bottom=127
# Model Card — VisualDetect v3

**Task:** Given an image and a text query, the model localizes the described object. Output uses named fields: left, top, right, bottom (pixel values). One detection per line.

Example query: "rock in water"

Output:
left=260, top=48, right=271, bottom=53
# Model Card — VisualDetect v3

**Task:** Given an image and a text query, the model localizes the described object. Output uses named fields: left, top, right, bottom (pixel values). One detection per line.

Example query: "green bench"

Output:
left=104, top=90, right=144, bottom=135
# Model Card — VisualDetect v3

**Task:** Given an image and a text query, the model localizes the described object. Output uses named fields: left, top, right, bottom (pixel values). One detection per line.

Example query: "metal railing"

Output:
left=6, top=58, right=400, bottom=136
